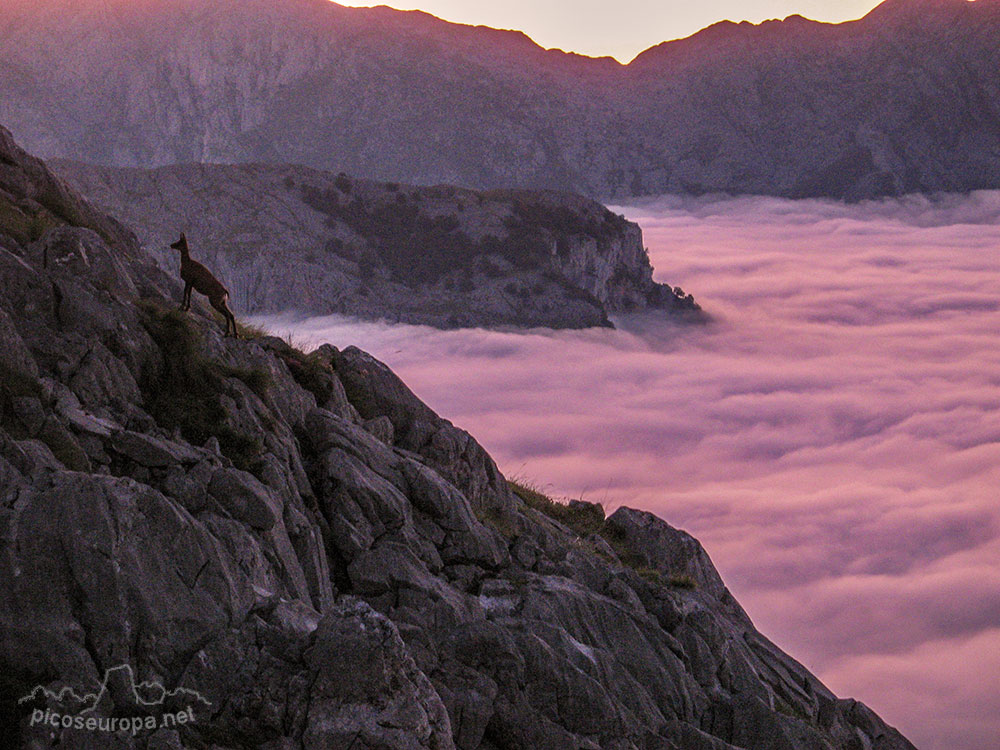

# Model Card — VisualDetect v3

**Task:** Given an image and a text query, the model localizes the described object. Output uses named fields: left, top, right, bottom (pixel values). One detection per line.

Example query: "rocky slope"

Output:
left=52, top=161, right=698, bottom=329
left=0, top=124, right=916, bottom=749
left=1, top=0, right=999, bottom=201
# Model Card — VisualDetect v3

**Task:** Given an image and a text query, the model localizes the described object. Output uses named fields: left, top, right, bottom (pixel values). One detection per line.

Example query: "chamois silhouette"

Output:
left=170, top=233, right=238, bottom=338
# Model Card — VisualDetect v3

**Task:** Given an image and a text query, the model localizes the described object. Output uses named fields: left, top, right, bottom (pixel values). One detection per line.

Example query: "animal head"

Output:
left=170, top=233, right=189, bottom=253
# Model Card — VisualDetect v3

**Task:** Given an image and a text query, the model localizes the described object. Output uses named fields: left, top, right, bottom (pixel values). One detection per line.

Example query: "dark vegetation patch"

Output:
left=1, top=175, right=122, bottom=251
left=474, top=505, right=518, bottom=540
left=631, top=568, right=695, bottom=588
left=504, top=196, right=628, bottom=244
left=493, top=198, right=630, bottom=270
left=508, top=478, right=698, bottom=590
left=774, top=695, right=815, bottom=724
left=138, top=301, right=270, bottom=471
left=0, top=360, right=44, bottom=439
left=275, top=347, right=334, bottom=405
left=591, top=517, right=646, bottom=569
left=509, top=479, right=605, bottom=536
left=0, top=195, right=61, bottom=245
left=300, top=183, right=631, bottom=287
left=301, top=185, right=469, bottom=284
left=667, top=573, right=698, bottom=589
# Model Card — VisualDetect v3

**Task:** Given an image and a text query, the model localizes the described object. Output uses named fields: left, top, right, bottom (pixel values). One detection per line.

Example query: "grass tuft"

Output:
left=508, top=477, right=604, bottom=537
left=0, top=197, right=61, bottom=244
left=236, top=320, right=270, bottom=340
left=636, top=568, right=664, bottom=584
left=276, top=347, right=335, bottom=404
left=0, top=361, right=45, bottom=440
left=668, top=574, right=698, bottom=590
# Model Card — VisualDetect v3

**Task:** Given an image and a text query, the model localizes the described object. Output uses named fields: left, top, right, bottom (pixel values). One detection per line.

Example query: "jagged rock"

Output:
left=363, top=415, right=395, bottom=445
left=305, top=407, right=508, bottom=573
left=13, top=438, right=64, bottom=476
left=303, top=599, right=455, bottom=750
left=68, top=341, right=143, bottom=414
left=35, top=414, right=91, bottom=471
left=8, top=396, right=45, bottom=437
left=605, top=507, right=732, bottom=602
left=208, top=466, right=281, bottom=531
left=0, top=306, right=39, bottom=386
left=57, top=404, right=121, bottom=438
left=110, top=430, right=201, bottom=468
left=333, top=347, right=519, bottom=525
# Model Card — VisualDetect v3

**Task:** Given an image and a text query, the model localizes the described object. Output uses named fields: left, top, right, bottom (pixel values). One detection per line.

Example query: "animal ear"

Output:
left=180, top=232, right=187, bottom=242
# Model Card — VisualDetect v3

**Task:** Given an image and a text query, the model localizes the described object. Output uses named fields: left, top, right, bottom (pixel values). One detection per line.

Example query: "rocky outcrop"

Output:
left=2, top=0, right=999, bottom=201
left=0, top=125, right=916, bottom=749
left=52, top=161, right=699, bottom=328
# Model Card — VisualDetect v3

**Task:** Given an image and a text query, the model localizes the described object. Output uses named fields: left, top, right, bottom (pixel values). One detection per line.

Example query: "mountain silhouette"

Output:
left=1, top=0, right=998, bottom=200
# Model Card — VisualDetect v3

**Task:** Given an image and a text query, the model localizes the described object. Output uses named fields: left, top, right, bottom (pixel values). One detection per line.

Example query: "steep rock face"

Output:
left=52, top=161, right=699, bottom=328
left=1, top=0, right=999, bottom=200
left=0, top=126, right=916, bottom=749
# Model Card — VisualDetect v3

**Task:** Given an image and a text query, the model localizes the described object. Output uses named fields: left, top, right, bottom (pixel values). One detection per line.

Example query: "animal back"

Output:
left=182, top=258, right=229, bottom=298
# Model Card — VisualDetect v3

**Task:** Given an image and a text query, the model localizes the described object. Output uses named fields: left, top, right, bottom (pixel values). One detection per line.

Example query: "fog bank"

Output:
left=256, top=191, right=1000, bottom=750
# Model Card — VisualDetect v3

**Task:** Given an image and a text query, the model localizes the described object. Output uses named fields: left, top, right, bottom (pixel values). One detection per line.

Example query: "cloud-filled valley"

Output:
left=258, top=191, right=1000, bottom=750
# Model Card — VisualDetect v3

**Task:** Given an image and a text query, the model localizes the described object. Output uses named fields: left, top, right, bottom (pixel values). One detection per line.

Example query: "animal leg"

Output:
left=211, top=294, right=239, bottom=338
left=181, top=282, right=192, bottom=311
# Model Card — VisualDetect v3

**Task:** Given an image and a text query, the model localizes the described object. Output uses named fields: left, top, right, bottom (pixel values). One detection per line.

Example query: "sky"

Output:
left=334, top=0, right=885, bottom=61
left=259, top=191, right=1000, bottom=750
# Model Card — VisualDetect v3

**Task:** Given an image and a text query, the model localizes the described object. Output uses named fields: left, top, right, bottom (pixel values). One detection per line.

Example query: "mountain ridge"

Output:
left=2, top=0, right=998, bottom=200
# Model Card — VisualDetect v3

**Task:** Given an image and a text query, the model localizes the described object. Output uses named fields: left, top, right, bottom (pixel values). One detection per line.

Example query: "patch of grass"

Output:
left=0, top=361, right=45, bottom=439
left=0, top=197, right=61, bottom=244
left=636, top=568, right=665, bottom=585
left=27, top=212, right=60, bottom=242
left=668, top=574, right=697, bottom=590
left=138, top=300, right=268, bottom=471
left=507, top=478, right=604, bottom=537
left=236, top=320, right=270, bottom=340
left=508, top=477, right=699, bottom=591
left=273, top=346, right=335, bottom=405
left=0, top=198, right=31, bottom=242
left=595, top=520, right=646, bottom=570
left=475, top=504, right=518, bottom=540
left=216, top=363, right=271, bottom=400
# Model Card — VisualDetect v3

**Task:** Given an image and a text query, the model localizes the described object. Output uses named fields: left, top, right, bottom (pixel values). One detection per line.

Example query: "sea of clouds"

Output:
left=257, top=190, right=1000, bottom=750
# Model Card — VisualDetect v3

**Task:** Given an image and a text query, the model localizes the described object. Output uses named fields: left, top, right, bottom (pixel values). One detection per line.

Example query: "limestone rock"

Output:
left=208, top=466, right=282, bottom=531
